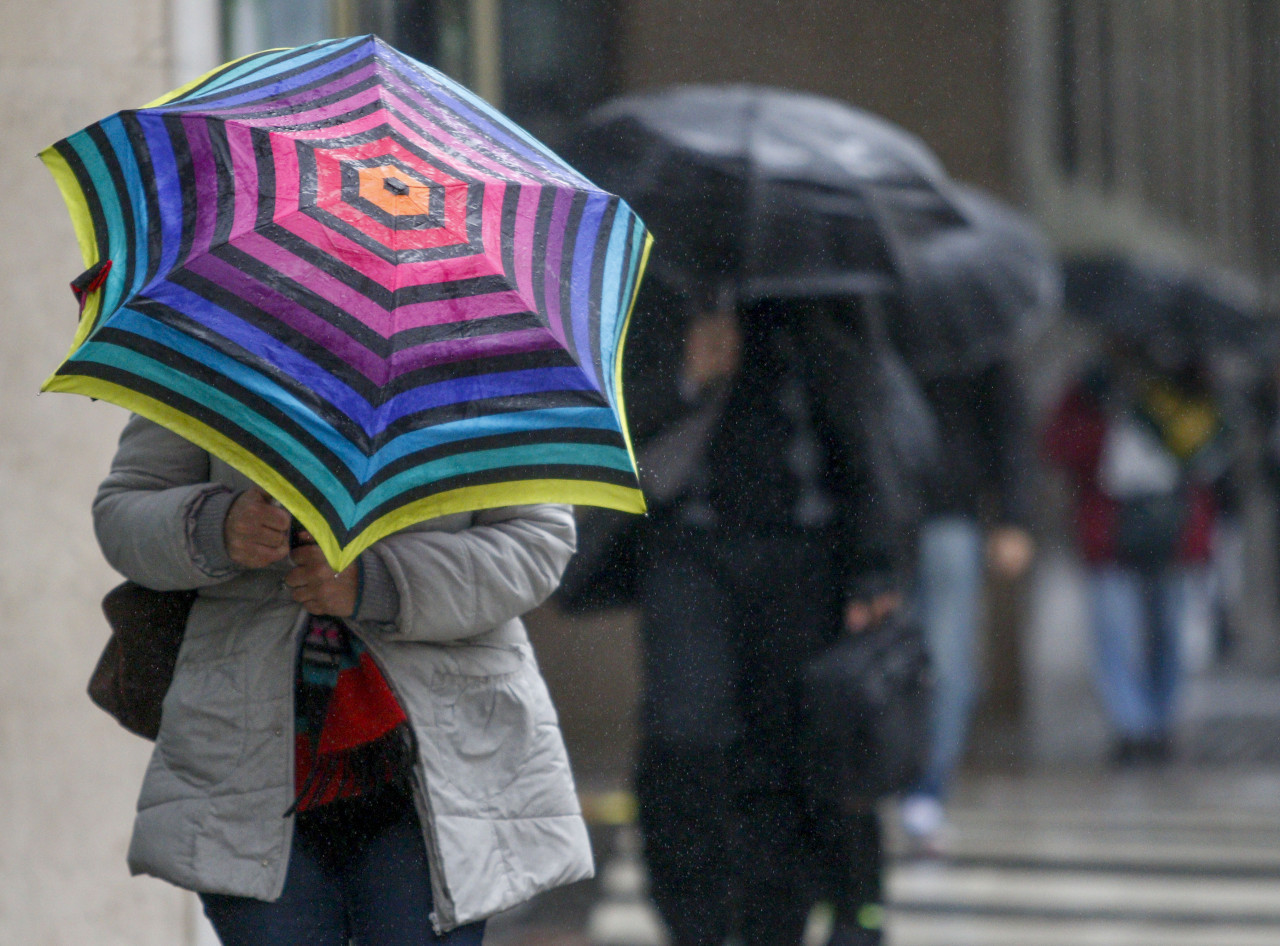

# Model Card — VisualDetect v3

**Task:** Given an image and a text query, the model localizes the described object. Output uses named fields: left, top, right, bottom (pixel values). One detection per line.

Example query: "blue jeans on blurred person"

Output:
left=914, top=516, right=986, bottom=800
left=899, top=517, right=985, bottom=848
left=1087, top=564, right=1191, bottom=745
left=201, top=786, right=485, bottom=946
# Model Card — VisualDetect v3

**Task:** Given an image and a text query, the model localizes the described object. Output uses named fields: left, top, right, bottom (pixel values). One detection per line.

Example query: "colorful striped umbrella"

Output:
left=41, top=35, right=651, bottom=570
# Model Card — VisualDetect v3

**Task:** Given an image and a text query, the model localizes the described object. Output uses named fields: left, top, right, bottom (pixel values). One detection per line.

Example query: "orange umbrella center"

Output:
left=357, top=165, right=432, bottom=216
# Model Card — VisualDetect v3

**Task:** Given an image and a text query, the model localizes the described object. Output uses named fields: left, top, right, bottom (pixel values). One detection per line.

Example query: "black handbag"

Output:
left=88, top=581, right=196, bottom=740
left=1115, top=491, right=1188, bottom=568
left=797, top=612, right=933, bottom=802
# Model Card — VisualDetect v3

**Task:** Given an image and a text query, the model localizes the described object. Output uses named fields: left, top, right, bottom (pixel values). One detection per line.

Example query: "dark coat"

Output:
left=561, top=290, right=911, bottom=610
left=919, top=362, right=1033, bottom=526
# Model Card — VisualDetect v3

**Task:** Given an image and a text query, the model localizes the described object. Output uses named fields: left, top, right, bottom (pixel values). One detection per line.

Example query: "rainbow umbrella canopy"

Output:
left=41, top=35, right=651, bottom=570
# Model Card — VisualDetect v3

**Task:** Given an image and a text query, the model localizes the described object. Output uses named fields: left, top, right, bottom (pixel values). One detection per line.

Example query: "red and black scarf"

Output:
left=288, top=616, right=416, bottom=813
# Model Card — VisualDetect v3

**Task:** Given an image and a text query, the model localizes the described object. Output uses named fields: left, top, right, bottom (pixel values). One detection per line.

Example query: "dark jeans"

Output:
left=201, top=787, right=485, bottom=946
left=635, top=525, right=881, bottom=946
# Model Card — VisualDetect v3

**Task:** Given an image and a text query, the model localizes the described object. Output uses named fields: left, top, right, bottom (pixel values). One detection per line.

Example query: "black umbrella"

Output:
left=569, top=84, right=960, bottom=307
left=888, top=185, right=1063, bottom=376
left=571, top=86, right=1059, bottom=376
left=570, top=87, right=958, bottom=538
left=1064, top=255, right=1270, bottom=366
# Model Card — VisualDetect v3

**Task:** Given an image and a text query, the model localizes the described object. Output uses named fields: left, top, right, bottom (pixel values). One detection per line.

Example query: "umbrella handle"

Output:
left=263, top=494, right=306, bottom=549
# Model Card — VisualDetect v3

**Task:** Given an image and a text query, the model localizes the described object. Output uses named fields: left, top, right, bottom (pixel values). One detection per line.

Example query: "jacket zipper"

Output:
left=270, top=609, right=310, bottom=900
left=348, top=623, right=456, bottom=932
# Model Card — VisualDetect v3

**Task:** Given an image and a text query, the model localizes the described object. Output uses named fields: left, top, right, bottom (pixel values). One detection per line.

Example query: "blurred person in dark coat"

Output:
left=562, top=284, right=907, bottom=946
left=898, top=356, right=1035, bottom=852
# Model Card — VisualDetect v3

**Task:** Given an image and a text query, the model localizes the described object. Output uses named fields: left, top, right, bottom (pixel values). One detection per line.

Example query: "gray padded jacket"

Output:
left=93, top=415, right=592, bottom=931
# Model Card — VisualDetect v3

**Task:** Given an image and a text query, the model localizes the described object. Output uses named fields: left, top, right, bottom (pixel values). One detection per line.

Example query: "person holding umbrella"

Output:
left=887, top=187, right=1056, bottom=853
left=45, top=36, right=659, bottom=946
left=561, top=84, right=960, bottom=946
left=94, top=421, right=586, bottom=942
left=896, top=354, right=1036, bottom=851
left=612, top=289, right=904, bottom=946
left=1044, top=341, right=1229, bottom=764
left=1047, top=259, right=1239, bottom=763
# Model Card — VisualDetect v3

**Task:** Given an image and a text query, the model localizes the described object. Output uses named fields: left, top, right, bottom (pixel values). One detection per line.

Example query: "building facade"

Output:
left=1014, top=0, right=1280, bottom=290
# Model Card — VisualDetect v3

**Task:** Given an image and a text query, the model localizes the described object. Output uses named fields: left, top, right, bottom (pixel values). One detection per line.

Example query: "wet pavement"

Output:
left=484, top=764, right=1280, bottom=946
left=485, top=549, right=1280, bottom=946
left=886, top=768, right=1280, bottom=945
left=484, top=666, right=1280, bottom=946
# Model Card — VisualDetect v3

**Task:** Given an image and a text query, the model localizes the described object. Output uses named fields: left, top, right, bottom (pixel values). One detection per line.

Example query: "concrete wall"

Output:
left=0, top=1, right=200, bottom=942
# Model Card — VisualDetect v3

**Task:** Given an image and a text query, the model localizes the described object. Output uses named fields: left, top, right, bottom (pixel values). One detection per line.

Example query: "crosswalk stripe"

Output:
left=918, top=820, right=1280, bottom=874
left=889, top=913, right=1280, bottom=946
left=923, top=852, right=1280, bottom=880
left=891, top=863, right=1280, bottom=920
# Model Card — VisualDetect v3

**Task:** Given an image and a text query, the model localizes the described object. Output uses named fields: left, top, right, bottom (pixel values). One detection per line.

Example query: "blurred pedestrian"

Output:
left=1043, top=347, right=1229, bottom=763
left=93, top=415, right=588, bottom=945
left=898, top=355, right=1035, bottom=853
left=1252, top=359, right=1280, bottom=638
left=565, top=288, right=907, bottom=946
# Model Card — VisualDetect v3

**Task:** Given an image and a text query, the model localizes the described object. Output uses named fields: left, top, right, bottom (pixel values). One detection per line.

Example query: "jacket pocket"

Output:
left=426, top=648, right=555, bottom=802
left=158, top=651, right=248, bottom=790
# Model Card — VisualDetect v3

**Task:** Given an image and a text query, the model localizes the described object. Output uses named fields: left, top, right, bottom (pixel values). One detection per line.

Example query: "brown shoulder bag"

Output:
left=88, top=581, right=197, bottom=740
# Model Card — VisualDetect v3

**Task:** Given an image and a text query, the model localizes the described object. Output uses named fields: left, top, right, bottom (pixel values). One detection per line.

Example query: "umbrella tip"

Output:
left=383, top=177, right=409, bottom=196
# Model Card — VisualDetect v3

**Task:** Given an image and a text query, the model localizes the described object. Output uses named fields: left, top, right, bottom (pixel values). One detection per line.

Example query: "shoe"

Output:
left=899, top=793, right=948, bottom=857
left=900, top=794, right=944, bottom=836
